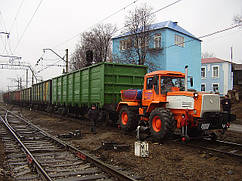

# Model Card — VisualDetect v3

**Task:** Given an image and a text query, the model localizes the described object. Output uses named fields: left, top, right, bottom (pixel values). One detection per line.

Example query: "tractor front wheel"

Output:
left=149, top=108, right=175, bottom=140
left=119, top=106, right=137, bottom=131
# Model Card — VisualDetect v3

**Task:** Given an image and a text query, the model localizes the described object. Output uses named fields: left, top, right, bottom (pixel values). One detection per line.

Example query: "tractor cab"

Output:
left=142, top=71, right=186, bottom=107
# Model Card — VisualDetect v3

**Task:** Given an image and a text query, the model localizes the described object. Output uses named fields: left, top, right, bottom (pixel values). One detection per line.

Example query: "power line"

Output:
left=0, top=11, right=9, bottom=54
left=9, top=0, right=25, bottom=33
left=97, top=0, right=139, bottom=24
left=0, top=11, right=8, bottom=31
left=37, top=59, right=63, bottom=73
left=202, top=28, right=242, bottom=43
left=0, top=34, right=8, bottom=54
left=7, top=0, right=24, bottom=55
left=14, top=0, right=44, bottom=52
left=53, top=0, right=140, bottom=48
left=150, top=0, right=182, bottom=16
left=114, top=0, right=183, bottom=35
left=165, top=23, right=242, bottom=49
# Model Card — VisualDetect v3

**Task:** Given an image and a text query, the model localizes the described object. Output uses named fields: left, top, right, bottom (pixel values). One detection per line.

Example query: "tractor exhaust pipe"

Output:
left=185, top=65, right=188, bottom=91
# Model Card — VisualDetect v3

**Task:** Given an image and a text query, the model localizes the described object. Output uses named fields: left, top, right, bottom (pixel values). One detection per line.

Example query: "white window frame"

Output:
left=212, top=83, right=219, bottom=93
left=201, top=66, right=206, bottom=79
left=120, top=40, right=125, bottom=50
left=138, top=38, right=141, bottom=48
left=212, top=65, right=219, bottom=78
left=154, top=34, right=161, bottom=48
left=201, top=83, right=206, bottom=92
left=175, top=34, right=184, bottom=47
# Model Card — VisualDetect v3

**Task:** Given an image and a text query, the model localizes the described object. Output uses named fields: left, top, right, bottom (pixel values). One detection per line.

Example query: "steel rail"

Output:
left=186, top=142, right=242, bottom=160
left=0, top=106, right=138, bottom=181
left=181, top=139, right=242, bottom=160
left=214, top=139, right=242, bottom=147
left=0, top=110, right=53, bottom=181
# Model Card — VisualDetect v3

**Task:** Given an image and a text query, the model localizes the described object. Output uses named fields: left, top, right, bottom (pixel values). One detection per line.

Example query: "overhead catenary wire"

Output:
left=150, top=0, right=182, bottom=16
left=0, top=11, right=9, bottom=54
left=9, top=0, right=25, bottom=33
left=53, top=0, right=140, bottom=49
left=5, top=0, right=24, bottom=55
left=47, top=0, right=183, bottom=72
left=14, top=0, right=44, bottom=52
left=113, top=0, right=183, bottom=35
left=36, top=59, right=63, bottom=73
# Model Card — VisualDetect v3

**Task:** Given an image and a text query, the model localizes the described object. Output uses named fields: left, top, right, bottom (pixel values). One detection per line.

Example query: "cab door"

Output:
left=142, top=75, right=159, bottom=106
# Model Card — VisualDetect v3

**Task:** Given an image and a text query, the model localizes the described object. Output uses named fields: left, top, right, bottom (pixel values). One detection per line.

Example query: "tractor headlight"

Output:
left=193, top=92, right=198, bottom=99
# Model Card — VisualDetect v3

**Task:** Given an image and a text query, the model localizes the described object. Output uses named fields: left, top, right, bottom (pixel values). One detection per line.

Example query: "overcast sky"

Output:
left=0, top=0, right=242, bottom=91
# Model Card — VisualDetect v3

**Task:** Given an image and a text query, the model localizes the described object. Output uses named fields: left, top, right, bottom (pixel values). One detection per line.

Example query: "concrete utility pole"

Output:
left=20, top=77, right=22, bottom=90
left=32, top=71, right=34, bottom=85
left=26, top=69, right=28, bottom=88
left=65, top=49, right=68, bottom=73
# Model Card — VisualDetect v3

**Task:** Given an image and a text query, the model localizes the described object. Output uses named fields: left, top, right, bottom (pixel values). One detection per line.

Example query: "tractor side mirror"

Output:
left=190, top=77, right=193, bottom=87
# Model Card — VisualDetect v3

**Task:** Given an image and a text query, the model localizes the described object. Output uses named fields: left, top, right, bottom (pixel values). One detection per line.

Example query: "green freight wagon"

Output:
left=20, top=87, right=31, bottom=106
left=51, top=62, right=147, bottom=118
left=31, top=79, right=52, bottom=110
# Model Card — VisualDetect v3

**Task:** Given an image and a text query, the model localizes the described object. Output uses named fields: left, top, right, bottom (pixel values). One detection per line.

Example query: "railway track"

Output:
left=177, top=137, right=242, bottom=160
left=0, top=107, right=140, bottom=181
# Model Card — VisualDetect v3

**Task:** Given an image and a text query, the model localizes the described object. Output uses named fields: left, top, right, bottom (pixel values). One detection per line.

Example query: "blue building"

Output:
left=201, top=57, right=233, bottom=95
left=112, top=20, right=201, bottom=90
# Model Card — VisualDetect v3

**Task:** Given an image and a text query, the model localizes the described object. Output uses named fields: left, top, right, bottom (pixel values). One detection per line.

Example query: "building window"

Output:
left=154, top=34, right=161, bottom=48
left=201, top=84, right=206, bottom=91
left=175, top=34, right=184, bottom=47
left=212, top=65, right=219, bottom=78
left=120, top=40, right=125, bottom=50
left=212, top=83, right=219, bottom=93
left=201, top=66, right=206, bottom=78
left=136, top=37, right=149, bottom=48
left=120, top=39, right=132, bottom=50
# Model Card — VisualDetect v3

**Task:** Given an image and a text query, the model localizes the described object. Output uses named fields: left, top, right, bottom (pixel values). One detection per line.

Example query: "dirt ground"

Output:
left=231, top=101, right=242, bottom=124
left=0, top=102, right=242, bottom=181
left=6, top=108, right=239, bottom=181
left=0, top=132, right=12, bottom=181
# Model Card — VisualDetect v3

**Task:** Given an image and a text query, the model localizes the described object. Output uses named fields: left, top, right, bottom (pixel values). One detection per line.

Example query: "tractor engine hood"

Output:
left=166, top=91, right=220, bottom=117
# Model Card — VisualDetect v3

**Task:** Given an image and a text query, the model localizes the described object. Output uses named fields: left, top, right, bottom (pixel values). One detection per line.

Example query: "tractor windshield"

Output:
left=160, top=76, right=185, bottom=94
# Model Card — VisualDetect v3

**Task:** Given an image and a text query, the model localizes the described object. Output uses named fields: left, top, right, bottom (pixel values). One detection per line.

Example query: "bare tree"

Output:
left=70, top=23, right=117, bottom=70
left=123, top=4, right=155, bottom=65
left=202, top=52, right=215, bottom=59
left=70, top=44, right=88, bottom=70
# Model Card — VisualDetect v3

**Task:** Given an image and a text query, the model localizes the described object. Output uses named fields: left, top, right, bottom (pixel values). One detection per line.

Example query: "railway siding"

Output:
left=0, top=107, right=140, bottom=181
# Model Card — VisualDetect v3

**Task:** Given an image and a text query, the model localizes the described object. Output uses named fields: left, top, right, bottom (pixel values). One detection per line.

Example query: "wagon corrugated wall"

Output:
left=32, top=79, right=52, bottom=105
left=52, top=62, right=147, bottom=111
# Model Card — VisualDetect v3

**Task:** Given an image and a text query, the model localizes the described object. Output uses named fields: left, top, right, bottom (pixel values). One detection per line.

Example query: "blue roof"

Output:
left=113, top=20, right=200, bottom=40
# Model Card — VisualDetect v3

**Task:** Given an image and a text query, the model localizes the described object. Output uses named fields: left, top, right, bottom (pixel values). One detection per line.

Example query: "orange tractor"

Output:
left=117, top=67, right=235, bottom=141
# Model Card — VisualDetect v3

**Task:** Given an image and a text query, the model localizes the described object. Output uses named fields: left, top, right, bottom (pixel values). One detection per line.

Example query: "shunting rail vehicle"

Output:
left=2, top=62, right=235, bottom=141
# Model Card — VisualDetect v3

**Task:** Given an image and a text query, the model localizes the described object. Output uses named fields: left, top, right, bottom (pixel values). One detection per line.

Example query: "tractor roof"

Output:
left=146, top=70, right=185, bottom=77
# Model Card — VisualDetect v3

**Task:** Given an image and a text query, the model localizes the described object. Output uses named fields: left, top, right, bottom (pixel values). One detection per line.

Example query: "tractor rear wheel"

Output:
left=149, top=108, right=175, bottom=140
left=119, top=106, right=138, bottom=131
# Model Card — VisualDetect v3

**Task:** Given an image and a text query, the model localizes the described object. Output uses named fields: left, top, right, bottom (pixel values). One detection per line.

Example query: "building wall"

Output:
left=112, top=27, right=201, bottom=90
left=201, top=62, right=233, bottom=95
left=146, top=29, right=166, bottom=70
left=164, top=29, right=201, bottom=90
